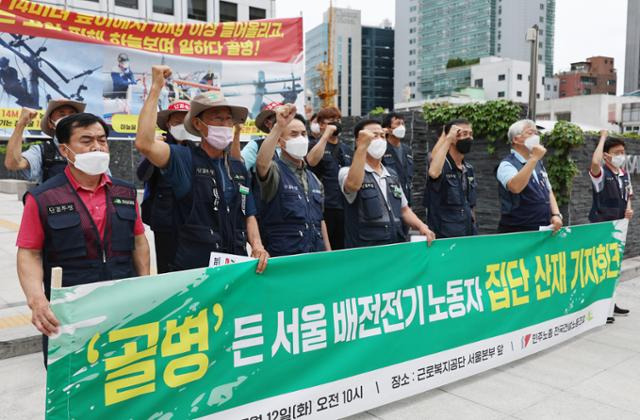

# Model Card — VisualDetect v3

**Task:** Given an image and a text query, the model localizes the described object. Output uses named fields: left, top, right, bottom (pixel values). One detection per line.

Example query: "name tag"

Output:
left=361, top=182, right=376, bottom=190
left=239, top=185, right=250, bottom=195
left=113, top=198, right=135, bottom=206
left=196, top=167, right=216, bottom=176
left=47, top=203, right=75, bottom=215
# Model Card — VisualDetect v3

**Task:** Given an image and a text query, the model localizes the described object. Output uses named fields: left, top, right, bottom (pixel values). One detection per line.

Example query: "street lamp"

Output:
left=526, top=25, right=539, bottom=120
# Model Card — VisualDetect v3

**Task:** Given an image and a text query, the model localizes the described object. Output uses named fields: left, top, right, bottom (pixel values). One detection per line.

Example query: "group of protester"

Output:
left=4, top=64, right=634, bottom=358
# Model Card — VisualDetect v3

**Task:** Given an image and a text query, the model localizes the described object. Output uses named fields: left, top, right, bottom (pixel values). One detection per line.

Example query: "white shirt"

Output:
left=338, top=162, right=408, bottom=207
left=590, top=164, right=633, bottom=196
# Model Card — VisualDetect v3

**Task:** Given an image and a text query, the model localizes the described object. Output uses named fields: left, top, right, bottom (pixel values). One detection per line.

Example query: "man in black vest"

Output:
left=137, top=100, right=198, bottom=273
left=496, top=119, right=563, bottom=234
left=339, top=119, right=435, bottom=248
left=4, top=99, right=86, bottom=184
left=255, top=104, right=330, bottom=256
left=135, top=65, right=268, bottom=272
left=16, top=112, right=150, bottom=364
left=382, top=113, right=414, bottom=204
left=426, top=119, right=478, bottom=238
left=307, top=106, right=353, bottom=249
left=589, top=130, right=634, bottom=322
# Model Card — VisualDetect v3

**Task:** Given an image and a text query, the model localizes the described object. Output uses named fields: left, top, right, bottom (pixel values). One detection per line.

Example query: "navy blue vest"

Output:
left=427, top=155, right=478, bottom=238
left=309, top=141, right=352, bottom=210
left=589, top=165, right=631, bottom=222
left=173, top=147, right=250, bottom=271
left=344, top=169, right=405, bottom=248
left=382, top=142, right=414, bottom=205
left=498, top=153, right=551, bottom=229
left=41, top=139, right=67, bottom=182
left=260, top=159, right=325, bottom=256
left=28, top=173, right=137, bottom=299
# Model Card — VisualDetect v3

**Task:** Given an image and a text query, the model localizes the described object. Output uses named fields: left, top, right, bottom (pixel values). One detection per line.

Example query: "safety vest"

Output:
left=41, top=138, right=67, bottom=182
left=344, top=169, right=405, bottom=248
left=259, top=158, right=325, bottom=256
left=426, top=155, right=478, bottom=238
left=589, top=165, right=631, bottom=222
left=28, top=173, right=137, bottom=299
left=497, top=153, right=551, bottom=229
left=382, top=142, right=414, bottom=205
left=172, top=147, right=250, bottom=271
left=310, top=141, right=352, bottom=210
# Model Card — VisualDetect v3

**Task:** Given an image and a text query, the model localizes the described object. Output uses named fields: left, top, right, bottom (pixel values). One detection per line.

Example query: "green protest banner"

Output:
left=46, top=220, right=628, bottom=419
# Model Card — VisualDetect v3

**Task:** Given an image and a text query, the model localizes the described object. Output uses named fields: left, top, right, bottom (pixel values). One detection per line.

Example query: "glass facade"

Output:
left=361, top=26, right=394, bottom=114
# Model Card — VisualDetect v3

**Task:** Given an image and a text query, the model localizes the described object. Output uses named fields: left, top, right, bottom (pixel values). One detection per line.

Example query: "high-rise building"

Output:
left=557, top=57, right=617, bottom=98
left=395, top=0, right=555, bottom=102
left=28, top=0, right=274, bottom=23
left=361, top=25, right=394, bottom=114
left=624, top=0, right=640, bottom=94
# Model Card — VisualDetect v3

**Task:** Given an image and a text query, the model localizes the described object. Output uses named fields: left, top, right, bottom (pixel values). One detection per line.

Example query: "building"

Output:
left=624, top=0, right=640, bottom=94
left=544, top=76, right=560, bottom=100
left=29, top=0, right=274, bottom=22
left=361, top=25, right=394, bottom=115
left=622, top=102, right=640, bottom=133
left=394, top=0, right=555, bottom=102
left=556, top=57, right=617, bottom=98
left=305, top=7, right=362, bottom=116
left=536, top=94, right=637, bottom=132
left=470, top=56, right=544, bottom=102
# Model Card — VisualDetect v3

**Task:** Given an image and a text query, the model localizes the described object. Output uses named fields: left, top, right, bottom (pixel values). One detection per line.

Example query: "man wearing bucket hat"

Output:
left=136, top=65, right=268, bottom=273
left=4, top=99, right=85, bottom=184
left=136, top=100, right=198, bottom=273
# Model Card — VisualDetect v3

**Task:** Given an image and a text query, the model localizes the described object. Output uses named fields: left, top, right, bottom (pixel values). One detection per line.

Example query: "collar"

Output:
left=364, top=162, right=391, bottom=178
left=605, top=162, right=626, bottom=176
left=64, top=166, right=111, bottom=192
left=510, top=149, right=528, bottom=164
left=282, top=153, right=305, bottom=171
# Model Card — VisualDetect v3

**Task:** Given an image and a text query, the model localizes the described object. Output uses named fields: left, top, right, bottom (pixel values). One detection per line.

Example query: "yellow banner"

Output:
left=0, top=108, right=44, bottom=130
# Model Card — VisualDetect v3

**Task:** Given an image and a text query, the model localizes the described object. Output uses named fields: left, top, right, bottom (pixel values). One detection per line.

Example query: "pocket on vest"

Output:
left=439, top=208, right=467, bottom=238
left=358, top=224, right=391, bottom=242
left=175, top=224, right=223, bottom=269
left=281, top=192, right=307, bottom=220
left=360, top=189, right=384, bottom=220
left=47, top=213, right=86, bottom=259
left=112, top=205, right=137, bottom=252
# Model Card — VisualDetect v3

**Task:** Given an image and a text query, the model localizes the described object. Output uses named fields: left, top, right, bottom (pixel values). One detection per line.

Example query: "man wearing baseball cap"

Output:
left=135, top=65, right=268, bottom=273
left=4, top=99, right=85, bottom=184
left=136, top=100, right=198, bottom=273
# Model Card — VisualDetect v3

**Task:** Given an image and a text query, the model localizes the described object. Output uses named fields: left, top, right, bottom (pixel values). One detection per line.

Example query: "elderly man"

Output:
left=496, top=119, right=563, bottom=233
left=4, top=99, right=86, bottom=184
left=16, top=112, right=150, bottom=364
left=135, top=65, right=268, bottom=272
left=339, top=119, right=435, bottom=248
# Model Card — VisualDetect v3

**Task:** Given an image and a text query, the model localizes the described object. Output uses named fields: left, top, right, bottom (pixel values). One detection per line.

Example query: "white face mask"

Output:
left=284, top=135, right=309, bottom=160
left=203, top=125, right=233, bottom=150
left=611, top=154, right=626, bottom=169
left=310, top=122, right=321, bottom=135
left=65, top=146, right=110, bottom=175
left=367, top=138, right=387, bottom=160
left=524, top=134, right=540, bottom=151
left=392, top=125, right=406, bottom=139
left=169, top=123, right=200, bottom=142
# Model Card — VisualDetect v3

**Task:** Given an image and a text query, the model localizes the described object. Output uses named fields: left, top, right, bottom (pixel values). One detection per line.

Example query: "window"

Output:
left=517, top=91, right=522, bottom=97
left=153, top=0, right=173, bottom=15
left=249, top=7, right=266, bottom=20
left=410, top=5, right=417, bottom=11
left=115, top=0, right=137, bottom=8
left=536, top=93, right=540, bottom=99
left=538, top=54, right=543, bottom=61
left=410, top=17, right=417, bottom=22
left=539, top=41, right=543, bottom=48
left=409, top=49, right=415, bottom=55
left=540, top=3, right=544, bottom=9
left=498, top=91, right=505, bottom=98
left=539, top=29, right=543, bottom=35
left=474, top=78, right=483, bottom=88
left=410, top=28, right=416, bottom=33
left=517, top=74, right=523, bottom=80
left=219, top=1, right=238, bottom=22
left=539, top=16, right=544, bottom=23
left=188, top=0, right=206, bottom=20
left=498, top=74, right=506, bottom=81
left=553, top=85, right=557, bottom=91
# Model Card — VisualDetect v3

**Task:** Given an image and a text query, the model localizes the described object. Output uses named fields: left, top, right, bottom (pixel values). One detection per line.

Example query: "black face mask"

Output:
left=455, top=138, right=473, bottom=154
left=328, top=122, right=342, bottom=136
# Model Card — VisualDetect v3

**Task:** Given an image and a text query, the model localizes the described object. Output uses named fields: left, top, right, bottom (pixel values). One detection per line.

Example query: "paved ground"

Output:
left=0, top=191, right=639, bottom=419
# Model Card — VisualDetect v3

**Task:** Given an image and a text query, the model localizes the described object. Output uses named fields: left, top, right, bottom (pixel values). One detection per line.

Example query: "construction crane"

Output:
left=315, top=0, right=336, bottom=108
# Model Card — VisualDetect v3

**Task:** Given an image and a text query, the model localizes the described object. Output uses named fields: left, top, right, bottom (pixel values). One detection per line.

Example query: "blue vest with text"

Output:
left=589, top=165, right=630, bottom=222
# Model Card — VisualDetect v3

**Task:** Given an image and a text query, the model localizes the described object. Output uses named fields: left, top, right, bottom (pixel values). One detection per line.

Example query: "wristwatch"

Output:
left=551, top=213, right=563, bottom=221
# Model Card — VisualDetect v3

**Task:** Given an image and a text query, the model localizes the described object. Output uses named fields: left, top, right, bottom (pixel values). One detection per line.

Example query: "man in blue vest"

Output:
left=307, top=106, right=353, bottom=249
left=339, top=119, right=435, bottom=248
left=255, top=104, right=331, bottom=256
left=382, top=113, right=414, bottom=204
left=137, top=100, right=198, bottom=273
left=496, top=119, right=563, bottom=234
left=16, top=112, right=150, bottom=364
left=4, top=99, right=86, bottom=184
left=426, top=118, right=478, bottom=238
left=135, top=65, right=268, bottom=272
left=589, top=130, right=634, bottom=322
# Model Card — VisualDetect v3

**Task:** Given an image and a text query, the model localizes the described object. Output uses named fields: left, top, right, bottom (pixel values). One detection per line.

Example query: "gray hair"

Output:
left=507, top=119, right=536, bottom=143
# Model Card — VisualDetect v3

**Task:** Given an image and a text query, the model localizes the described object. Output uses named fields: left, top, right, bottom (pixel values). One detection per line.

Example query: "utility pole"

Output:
left=526, top=24, right=539, bottom=120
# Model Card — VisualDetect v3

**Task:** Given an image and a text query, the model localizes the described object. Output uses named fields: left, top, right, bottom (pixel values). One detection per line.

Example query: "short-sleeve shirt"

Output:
left=16, top=166, right=145, bottom=250
left=162, top=144, right=257, bottom=216
left=590, top=165, right=634, bottom=196
left=338, top=163, right=408, bottom=207
left=259, top=154, right=324, bottom=206
left=496, top=149, right=552, bottom=191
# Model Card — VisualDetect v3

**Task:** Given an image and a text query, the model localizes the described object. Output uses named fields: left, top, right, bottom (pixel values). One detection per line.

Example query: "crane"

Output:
left=315, top=0, right=336, bottom=108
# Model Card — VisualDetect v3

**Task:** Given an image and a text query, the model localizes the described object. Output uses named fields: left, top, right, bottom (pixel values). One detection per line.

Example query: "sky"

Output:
left=274, top=0, right=629, bottom=94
